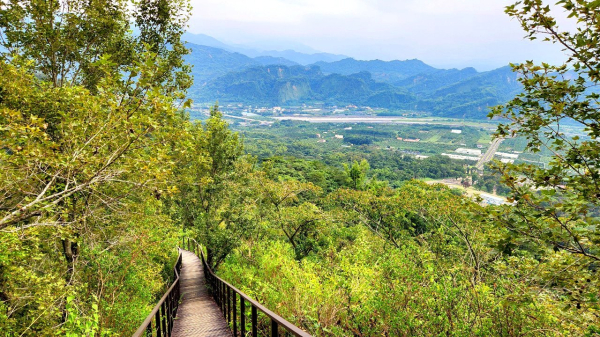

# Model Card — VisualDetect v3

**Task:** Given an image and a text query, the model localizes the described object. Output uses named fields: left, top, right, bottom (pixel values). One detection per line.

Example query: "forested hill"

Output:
left=192, top=65, right=412, bottom=108
left=312, top=58, right=438, bottom=83
left=191, top=61, right=520, bottom=119
left=184, top=44, right=259, bottom=85
left=409, top=66, right=521, bottom=117
left=184, top=42, right=521, bottom=119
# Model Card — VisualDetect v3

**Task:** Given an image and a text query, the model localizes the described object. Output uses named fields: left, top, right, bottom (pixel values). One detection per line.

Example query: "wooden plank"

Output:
left=171, top=250, right=231, bottom=337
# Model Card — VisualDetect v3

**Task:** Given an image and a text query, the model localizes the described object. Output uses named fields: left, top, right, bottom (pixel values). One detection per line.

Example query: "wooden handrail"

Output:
left=189, top=238, right=312, bottom=337
left=132, top=238, right=312, bottom=337
left=132, top=249, right=183, bottom=337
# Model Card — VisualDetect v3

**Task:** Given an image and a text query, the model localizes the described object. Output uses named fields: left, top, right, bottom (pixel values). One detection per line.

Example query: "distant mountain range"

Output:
left=182, top=33, right=347, bottom=65
left=183, top=33, right=521, bottom=119
left=313, top=59, right=438, bottom=83
left=184, top=44, right=258, bottom=85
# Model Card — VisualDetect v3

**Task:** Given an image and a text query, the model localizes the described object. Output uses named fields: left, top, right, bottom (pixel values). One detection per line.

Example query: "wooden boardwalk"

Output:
left=172, top=250, right=231, bottom=337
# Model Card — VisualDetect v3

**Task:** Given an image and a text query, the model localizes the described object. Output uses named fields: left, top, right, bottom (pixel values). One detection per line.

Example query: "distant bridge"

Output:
left=132, top=238, right=311, bottom=337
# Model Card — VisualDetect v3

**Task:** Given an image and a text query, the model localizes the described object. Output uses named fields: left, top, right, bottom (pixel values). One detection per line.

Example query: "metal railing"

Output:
left=188, top=238, right=312, bottom=337
left=132, top=249, right=183, bottom=337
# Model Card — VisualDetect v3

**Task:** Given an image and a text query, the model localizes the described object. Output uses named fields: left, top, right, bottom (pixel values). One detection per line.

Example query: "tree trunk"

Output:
left=62, top=239, right=79, bottom=280
left=0, top=265, right=8, bottom=303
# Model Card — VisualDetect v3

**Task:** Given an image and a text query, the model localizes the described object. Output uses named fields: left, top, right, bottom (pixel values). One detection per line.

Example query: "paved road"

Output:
left=272, top=116, right=496, bottom=128
left=476, top=138, right=504, bottom=170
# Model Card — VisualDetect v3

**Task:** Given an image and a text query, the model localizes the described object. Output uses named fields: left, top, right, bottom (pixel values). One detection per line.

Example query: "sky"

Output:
left=187, top=0, right=569, bottom=71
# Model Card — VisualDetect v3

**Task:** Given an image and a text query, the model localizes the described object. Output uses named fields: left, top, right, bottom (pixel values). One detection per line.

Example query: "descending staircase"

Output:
left=132, top=239, right=312, bottom=337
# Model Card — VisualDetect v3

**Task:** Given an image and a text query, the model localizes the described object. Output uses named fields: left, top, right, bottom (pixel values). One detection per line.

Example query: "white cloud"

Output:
left=190, top=0, right=372, bottom=24
left=188, top=0, right=569, bottom=70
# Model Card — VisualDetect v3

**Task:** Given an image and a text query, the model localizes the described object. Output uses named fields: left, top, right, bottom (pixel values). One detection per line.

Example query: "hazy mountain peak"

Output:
left=182, top=32, right=348, bottom=65
left=312, top=57, right=438, bottom=83
left=182, top=33, right=231, bottom=50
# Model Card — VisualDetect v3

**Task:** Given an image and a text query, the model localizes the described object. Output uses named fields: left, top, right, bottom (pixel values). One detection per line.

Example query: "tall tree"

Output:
left=172, top=106, right=248, bottom=269
left=490, top=0, right=600, bottom=317
left=344, top=159, right=370, bottom=190
left=0, top=0, right=192, bottom=334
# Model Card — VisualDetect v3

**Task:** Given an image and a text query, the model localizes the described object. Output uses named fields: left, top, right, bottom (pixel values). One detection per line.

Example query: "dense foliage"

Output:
left=0, top=0, right=193, bottom=334
left=239, top=123, right=474, bottom=188
left=218, top=182, right=582, bottom=336
left=489, top=0, right=600, bottom=324
left=1, top=0, right=600, bottom=336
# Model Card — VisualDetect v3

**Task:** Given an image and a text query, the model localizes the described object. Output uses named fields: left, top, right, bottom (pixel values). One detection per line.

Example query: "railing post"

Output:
left=240, top=297, right=246, bottom=337
left=165, top=293, right=170, bottom=336
left=271, top=318, right=279, bottom=337
left=214, top=278, right=217, bottom=304
left=222, top=282, right=226, bottom=319
left=217, top=280, right=220, bottom=306
left=252, top=305, right=257, bottom=337
left=167, top=292, right=173, bottom=336
left=219, top=280, right=223, bottom=309
left=175, top=280, right=180, bottom=312
left=218, top=281, right=222, bottom=314
left=233, top=292, right=237, bottom=337
left=155, top=310, right=162, bottom=337
left=227, top=286, right=231, bottom=324
left=161, top=302, right=167, bottom=336
left=132, top=250, right=185, bottom=337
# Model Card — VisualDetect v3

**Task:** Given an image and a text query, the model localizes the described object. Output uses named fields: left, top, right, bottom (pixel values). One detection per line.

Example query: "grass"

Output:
left=477, top=134, right=493, bottom=144
left=425, top=134, right=442, bottom=143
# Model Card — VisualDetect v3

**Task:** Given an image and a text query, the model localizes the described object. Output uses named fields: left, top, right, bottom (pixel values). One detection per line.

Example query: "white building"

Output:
left=495, top=152, right=519, bottom=159
left=456, top=148, right=482, bottom=156
left=335, top=135, right=344, bottom=139
left=442, top=153, right=480, bottom=161
left=451, top=130, right=462, bottom=134
left=481, top=195, right=506, bottom=206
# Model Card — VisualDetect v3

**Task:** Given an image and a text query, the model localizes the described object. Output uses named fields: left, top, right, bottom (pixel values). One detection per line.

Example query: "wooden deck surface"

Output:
left=171, top=250, right=231, bottom=337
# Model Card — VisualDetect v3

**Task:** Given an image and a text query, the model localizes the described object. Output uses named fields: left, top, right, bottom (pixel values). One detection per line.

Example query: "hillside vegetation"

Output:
left=1, top=0, right=599, bottom=336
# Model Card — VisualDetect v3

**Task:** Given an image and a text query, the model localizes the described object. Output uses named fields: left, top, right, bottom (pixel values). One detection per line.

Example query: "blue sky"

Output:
left=188, top=0, right=568, bottom=71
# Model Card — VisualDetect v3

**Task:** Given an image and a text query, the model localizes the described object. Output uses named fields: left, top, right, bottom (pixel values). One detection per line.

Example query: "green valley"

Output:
left=1, top=0, right=599, bottom=337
